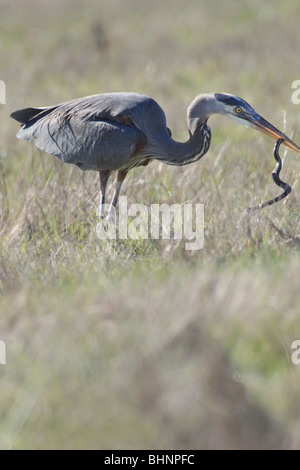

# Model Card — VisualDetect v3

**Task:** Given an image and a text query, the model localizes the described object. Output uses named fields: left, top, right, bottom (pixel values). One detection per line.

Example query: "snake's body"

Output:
left=249, top=138, right=291, bottom=211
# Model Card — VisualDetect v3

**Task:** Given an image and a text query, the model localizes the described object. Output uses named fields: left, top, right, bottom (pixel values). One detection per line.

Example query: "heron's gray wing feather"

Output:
left=17, top=114, right=142, bottom=170
left=15, top=93, right=151, bottom=170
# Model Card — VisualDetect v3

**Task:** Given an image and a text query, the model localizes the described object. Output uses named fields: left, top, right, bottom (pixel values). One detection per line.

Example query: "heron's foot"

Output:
left=97, top=204, right=117, bottom=224
left=96, top=208, right=117, bottom=240
left=104, top=208, right=116, bottom=226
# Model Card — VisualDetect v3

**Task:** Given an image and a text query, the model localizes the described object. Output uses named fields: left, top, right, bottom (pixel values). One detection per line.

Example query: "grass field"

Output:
left=1, top=0, right=300, bottom=450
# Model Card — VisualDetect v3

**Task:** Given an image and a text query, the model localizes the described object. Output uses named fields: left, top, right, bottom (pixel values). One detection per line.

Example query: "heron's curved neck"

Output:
left=157, top=117, right=211, bottom=166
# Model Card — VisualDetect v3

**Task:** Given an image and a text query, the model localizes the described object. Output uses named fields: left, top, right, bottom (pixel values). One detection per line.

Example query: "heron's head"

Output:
left=214, top=93, right=300, bottom=153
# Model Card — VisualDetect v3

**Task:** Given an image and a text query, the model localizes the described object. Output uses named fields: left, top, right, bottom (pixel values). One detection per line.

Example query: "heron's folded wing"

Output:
left=16, top=110, right=144, bottom=170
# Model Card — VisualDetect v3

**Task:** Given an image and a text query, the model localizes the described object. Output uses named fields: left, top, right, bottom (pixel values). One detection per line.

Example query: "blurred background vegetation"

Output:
left=1, top=0, right=300, bottom=449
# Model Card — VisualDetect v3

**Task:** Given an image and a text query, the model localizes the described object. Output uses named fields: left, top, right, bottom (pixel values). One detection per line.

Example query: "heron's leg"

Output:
left=107, top=170, right=128, bottom=222
left=98, top=170, right=111, bottom=218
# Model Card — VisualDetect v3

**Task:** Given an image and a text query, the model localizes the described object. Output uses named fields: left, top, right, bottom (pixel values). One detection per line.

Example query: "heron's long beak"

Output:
left=246, top=113, right=300, bottom=154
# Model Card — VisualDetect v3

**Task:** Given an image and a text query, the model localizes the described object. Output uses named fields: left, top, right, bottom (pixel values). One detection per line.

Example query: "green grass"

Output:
left=1, top=0, right=300, bottom=450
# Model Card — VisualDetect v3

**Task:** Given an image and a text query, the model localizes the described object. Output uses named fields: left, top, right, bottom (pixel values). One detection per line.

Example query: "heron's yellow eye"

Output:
left=235, top=107, right=242, bottom=114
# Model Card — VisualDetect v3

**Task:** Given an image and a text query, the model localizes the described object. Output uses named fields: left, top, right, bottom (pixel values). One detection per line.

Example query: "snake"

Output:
left=248, top=138, right=291, bottom=211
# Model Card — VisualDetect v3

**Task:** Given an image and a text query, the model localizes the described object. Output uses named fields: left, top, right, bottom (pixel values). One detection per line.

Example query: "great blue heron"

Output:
left=11, top=92, right=300, bottom=218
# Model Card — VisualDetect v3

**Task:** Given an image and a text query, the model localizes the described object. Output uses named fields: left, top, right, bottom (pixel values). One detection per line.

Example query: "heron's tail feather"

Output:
left=10, top=107, right=52, bottom=125
left=11, top=106, right=58, bottom=140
